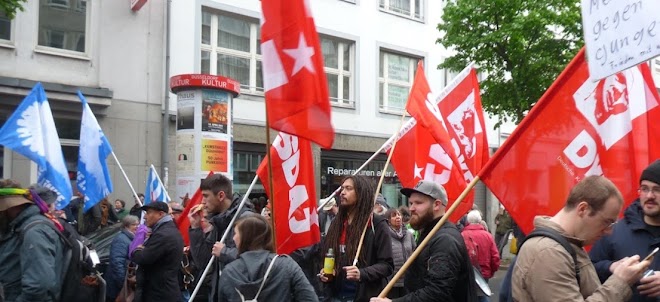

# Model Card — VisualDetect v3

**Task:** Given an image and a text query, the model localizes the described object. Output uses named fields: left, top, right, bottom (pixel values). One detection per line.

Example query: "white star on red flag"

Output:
left=283, top=33, right=316, bottom=76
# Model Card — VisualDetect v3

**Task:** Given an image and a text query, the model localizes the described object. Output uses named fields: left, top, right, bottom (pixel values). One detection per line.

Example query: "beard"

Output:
left=409, top=209, right=435, bottom=230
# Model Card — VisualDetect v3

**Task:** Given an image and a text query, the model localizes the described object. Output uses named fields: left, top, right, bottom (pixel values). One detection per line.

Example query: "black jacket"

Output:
left=394, top=217, right=477, bottom=302
left=132, top=219, right=184, bottom=302
left=325, top=214, right=394, bottom=302
left=188, top=198, right=252, bottom=301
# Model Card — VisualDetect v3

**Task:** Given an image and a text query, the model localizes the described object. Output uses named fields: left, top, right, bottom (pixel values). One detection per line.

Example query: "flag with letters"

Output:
left=256, top=132, right=320, bottom=254
left=77, top=92, right=114, bottom=212
left=260, top=0, right=334, bottom=148
left=0, top=83, right=73, bottom=209
left=479, top=48, right=660, bottom=234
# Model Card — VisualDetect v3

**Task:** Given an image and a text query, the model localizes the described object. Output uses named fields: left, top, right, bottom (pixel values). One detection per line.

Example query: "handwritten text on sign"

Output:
left=581, top=0, right=659, bottom=80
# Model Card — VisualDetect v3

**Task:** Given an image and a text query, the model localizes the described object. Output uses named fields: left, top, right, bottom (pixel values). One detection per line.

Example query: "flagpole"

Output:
left=150, top=164, right=172, bottom=201
left=264, top=115, right=277, bottom=249
left=188, top=175, right=259, bottom=301
left=352, top=110, right=408, bottom=266
left=378, top=176, right=480, bottom=298
left=111, top=152, right=142, bottom=207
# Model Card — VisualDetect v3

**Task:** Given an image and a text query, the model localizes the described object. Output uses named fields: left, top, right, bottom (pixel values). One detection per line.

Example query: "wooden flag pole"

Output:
left=378, top=176, right=481, bottom=297
left=352, top=111, right=408, bottom=266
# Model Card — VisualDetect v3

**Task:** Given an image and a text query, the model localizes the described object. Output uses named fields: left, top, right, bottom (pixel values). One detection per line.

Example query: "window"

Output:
left=0, top=9, right=10, bottom=41
left=379, top=0, right=423, bottom=21
left=201, top=10, right=263, bottom=94
left=38, top=0, right=89, bottom=53
left=232, top=151, right=265, bottom=193
left=379, top=50, right=419, bottom=113
left=320, top=36, right=355, bottom=108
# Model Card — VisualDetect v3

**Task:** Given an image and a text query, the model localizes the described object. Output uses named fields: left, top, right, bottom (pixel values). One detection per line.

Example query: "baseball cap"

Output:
left=322, top=198, right=336, bottom=211
left=400, top=180, right=448, bottom=205
left=140, top=201, right=170, bottom=213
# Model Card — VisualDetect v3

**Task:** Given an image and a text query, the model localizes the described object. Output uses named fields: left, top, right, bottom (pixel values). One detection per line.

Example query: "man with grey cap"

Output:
left=371, top=180, right=477, bottom=302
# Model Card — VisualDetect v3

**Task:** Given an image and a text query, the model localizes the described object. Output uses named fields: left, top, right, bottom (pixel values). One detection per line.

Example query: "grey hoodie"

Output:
left=217, top=250, right=319, bottom=302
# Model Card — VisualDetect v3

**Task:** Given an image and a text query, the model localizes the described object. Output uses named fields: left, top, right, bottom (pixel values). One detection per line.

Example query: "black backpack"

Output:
left=19, top=219, right=106, bottom=302
left=499, top=227, right=580, bottom=302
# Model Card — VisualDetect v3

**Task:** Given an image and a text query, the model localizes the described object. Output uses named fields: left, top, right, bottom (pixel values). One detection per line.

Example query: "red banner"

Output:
left=437, top=67, right=490, bottom=181
left=479, top=48, right=660, bottom=234
left=257, top=133, right=320, bottom=254
left=176, top=172, right=213, bottom=246
left=260, top=0, right=334, bottom=148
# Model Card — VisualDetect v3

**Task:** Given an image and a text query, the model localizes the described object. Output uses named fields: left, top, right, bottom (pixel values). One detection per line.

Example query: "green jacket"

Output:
left=0, top=205, right=66, bottom=302
left=495, top=212, right=512, bottom=235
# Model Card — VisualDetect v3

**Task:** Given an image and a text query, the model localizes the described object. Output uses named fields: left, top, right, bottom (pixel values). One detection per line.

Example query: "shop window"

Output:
left=201, top=9, right=263, bottom=95
left=321, top=35, right=355, bottom=108
left=379, top=0, right=423, bottom=21
left=378, top=50, right=420, bottom=114
left=38, top=0, right=89, bottom=53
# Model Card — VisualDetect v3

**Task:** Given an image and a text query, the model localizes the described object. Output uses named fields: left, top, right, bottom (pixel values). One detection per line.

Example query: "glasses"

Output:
left=639, top=186, right=660, bottom=196
left=596, top=211, right=617, bottom=230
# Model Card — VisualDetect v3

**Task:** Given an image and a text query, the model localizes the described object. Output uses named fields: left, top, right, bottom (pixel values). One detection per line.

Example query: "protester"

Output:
left=106, top=215, right=139, bottom=301
left=169, top=201, right=184, bottom=221
left=513, top=175, right=651, bottom=301
left=216, top=214, right=318, bottom=301
left=0, top=179, right=66, bottom=302
left=99, top=198, right=119, bottom=227
left=129, top=193, right=145, bottom=218
left=494, top=208, right=512, bottom=248
left=319, top=175, right=394, bottom=301
left=67, top=191, right=102, bottom=236
left=399, top=206, right=418, bottom=241
left=188, top=174, right=252, bottom=301
left=319, top=197, right=338, bottom=237
left=384, top=208, right=416, bottom=299
left=461, top=210, right=500, bottom=302
left=371, top=180, right=477, bottom=302
left=373, top=194, right=390, bottom=215
left=590, top=160, right=660, bottom=302
left=115, top=199, right=129, bottom=220
left=131, top=201, right=184, bottom=302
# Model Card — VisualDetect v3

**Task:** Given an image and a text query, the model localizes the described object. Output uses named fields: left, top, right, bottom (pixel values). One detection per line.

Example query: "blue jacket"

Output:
left=106, top=229, right=135, bottom=300
left=590, top=199, right=660, bottom=302
left=0, top=205, right=66, bottom=302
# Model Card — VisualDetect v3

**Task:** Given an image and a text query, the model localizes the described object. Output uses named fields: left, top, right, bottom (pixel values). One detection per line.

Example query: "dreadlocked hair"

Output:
left=323, top=175, right=376, bottom=267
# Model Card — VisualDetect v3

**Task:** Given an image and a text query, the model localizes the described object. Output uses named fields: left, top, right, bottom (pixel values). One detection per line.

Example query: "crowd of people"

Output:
left=3, top=160, right=660, bottom=302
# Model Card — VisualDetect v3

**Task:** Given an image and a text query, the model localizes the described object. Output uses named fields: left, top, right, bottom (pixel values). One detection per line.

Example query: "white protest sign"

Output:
left=581, top=0, right=660, bottom=80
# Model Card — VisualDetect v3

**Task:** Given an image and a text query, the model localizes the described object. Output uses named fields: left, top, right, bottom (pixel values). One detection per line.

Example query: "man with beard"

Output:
left=590, top=160, right=660, bottom=302
left=319, top=175, right=394, bottom=302
left=371, top=179, right=477, bottom=302
left=188, top=174, right=252, bottom=301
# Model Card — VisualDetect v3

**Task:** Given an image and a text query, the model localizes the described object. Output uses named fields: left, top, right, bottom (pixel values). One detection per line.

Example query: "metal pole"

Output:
left=111, top=152, right=142, bottom=207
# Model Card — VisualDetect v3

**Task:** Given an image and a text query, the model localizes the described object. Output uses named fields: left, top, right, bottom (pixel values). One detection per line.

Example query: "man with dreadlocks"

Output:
left=319, top=175, right=394, bottom=302
left=0, top=179, right=66, bottom=302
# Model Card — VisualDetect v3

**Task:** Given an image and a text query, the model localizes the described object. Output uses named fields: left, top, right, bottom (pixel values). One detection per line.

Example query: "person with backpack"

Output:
left=461, top=210, right=500, bottom=302
left=0, top=179, right=66, bottom=302
left=216, top=214, right=318, bottom=302
left=511, top=175, right=651, bottom=301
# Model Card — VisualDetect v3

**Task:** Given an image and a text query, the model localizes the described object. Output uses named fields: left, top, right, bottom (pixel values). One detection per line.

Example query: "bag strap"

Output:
left=235, top=255, right=279, bottom=301
left=521, top=227, right=581, bottom=284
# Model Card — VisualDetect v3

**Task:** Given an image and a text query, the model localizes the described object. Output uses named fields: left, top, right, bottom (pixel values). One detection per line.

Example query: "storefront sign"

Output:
left=326, top=166, right=397, bottom=177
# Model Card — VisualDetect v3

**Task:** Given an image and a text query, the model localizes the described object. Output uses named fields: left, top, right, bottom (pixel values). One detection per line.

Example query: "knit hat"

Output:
left=641, top=160, right=660, bottom=185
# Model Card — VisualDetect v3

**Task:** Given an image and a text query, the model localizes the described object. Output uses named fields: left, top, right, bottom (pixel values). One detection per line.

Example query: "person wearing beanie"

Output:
left=590, top=160, right=660, bottom=302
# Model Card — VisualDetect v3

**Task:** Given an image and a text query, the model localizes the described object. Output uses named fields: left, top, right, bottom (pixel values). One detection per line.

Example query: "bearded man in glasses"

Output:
left=590, top=160, right=660, bottom=302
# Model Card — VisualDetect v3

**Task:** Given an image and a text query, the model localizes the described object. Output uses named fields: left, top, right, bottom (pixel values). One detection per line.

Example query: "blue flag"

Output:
left=77, top=92, right=114, bottom=212
left=145, top=165, right=170, bottom=204
left=0, top=83, right=73, bottom=209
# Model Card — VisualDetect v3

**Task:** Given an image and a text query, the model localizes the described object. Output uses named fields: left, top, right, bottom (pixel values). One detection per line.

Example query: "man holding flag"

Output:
left=188, top=174, right=252, bottom=301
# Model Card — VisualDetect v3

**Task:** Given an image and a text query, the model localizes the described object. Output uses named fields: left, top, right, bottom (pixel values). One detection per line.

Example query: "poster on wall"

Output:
left=176, top=177, right=198, bottom=203
left=176, top=133, right=195, bottom=174
left=201, top=90, right=230, bottom=134
left=201, top=136, right=229, bottom=173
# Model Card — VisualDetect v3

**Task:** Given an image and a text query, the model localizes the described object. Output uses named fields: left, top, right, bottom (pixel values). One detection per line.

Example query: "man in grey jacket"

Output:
left=0, top=179, right=65, bottom=302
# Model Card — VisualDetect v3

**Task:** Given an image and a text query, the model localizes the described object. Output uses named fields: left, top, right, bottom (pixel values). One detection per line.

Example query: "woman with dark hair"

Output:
left=216, top=214, right=318, bottom=302
left=384, top=208, right=416, bottom=299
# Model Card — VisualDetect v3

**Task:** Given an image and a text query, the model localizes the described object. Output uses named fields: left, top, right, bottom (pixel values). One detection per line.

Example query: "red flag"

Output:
left=256, top=133, right=320, bottom=254
left=437, top=66, right=490, bottom=180
left=479, top=48, right=660, bottom=234
left=260, top=0, right=334, bottom=148
left=176, top=172, right=213, bottom=246
left=386, top=119, right=470, bottom=223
